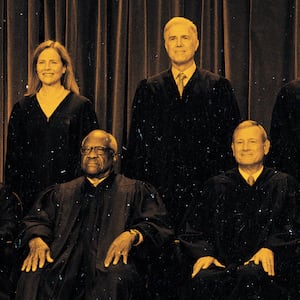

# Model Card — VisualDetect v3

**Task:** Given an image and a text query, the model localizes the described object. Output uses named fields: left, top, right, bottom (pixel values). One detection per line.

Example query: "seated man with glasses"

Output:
left=16, top=129, right=173, bottom=300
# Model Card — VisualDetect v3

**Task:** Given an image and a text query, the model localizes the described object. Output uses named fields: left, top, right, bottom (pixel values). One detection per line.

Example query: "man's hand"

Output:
left=192, top=256, right=225, bottom=278
left=21, top=237, right=54, bottom=272
left=104, top=231, right=137, bottom=267
left=244, top=247, right=275, bottom=276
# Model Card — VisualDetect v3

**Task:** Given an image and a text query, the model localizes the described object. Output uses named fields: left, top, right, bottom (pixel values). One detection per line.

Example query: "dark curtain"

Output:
left=1, top=0, right=299, bottom=181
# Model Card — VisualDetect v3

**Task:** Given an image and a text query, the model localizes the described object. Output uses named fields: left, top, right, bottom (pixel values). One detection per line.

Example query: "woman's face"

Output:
left=36, top=48, right=66, bottom=87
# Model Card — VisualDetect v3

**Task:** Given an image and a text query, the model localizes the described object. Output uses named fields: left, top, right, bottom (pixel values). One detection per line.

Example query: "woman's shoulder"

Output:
left=68, top=92, right=91, bottom=104
left=12, top=95, right=37, bottom=110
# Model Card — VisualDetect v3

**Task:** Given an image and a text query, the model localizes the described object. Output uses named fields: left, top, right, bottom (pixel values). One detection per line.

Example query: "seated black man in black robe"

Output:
left=179, top=120, right=300, bottom=299
left=15, top=129, right=173, bottom=300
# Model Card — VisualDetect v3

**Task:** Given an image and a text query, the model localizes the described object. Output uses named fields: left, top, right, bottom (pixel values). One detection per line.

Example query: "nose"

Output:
left=242, top=142, right=249, bottom=150
left=87, top=147, right=98, bottom=158
left=176, top=37, right=183, bottom=47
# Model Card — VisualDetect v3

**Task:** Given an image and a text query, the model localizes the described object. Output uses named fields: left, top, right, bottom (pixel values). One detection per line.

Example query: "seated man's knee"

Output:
left=236, top=262, right=267, bottom=280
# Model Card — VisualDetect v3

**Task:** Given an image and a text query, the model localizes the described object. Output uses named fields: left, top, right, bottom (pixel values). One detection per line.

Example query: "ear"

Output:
left=264, top=139, right=271, bottom=155
left=194, top=38, right=199, bottom=52
left=231, top=143, right=235, bottom=157
left=62, top=66, right=67, bottom=74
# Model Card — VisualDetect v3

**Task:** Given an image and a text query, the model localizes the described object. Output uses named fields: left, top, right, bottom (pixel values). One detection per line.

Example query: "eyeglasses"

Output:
left=80, top=146, right=112, bottom=156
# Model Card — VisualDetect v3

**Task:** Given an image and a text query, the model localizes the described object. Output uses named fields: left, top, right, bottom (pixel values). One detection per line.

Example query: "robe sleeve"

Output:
left=207, top=77, right=241, bottom=172
left=5, top=102, right=25, bottom=189
left=77, top=98, right=99, bottom=140
left=21, top=187, right=57, bottom=247
left=263, top=175, right=300, bottom=255
left=129, top=181, right=174, bottom=248
left=0, top=185, right=19, bottom=244
left=177, top=178, right=217, bottom=259
left=267, top=83, right=300, bottom=180
left=122, top=79, right=151, bottom=181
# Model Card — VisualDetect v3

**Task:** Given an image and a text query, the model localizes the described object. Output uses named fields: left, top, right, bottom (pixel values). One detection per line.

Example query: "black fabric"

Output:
left=180, top=262, right=284, bottom=300
left=123, top=68, right=241, bottom=230
left=0, top=184, right=21, bottom=300
left=267, top=79, right=300, bottom=183
left=16, top=173, right=173, bottom=300
left=179, top=167, right=300, bottom=298
left=5, top=92, right=99, bottom=214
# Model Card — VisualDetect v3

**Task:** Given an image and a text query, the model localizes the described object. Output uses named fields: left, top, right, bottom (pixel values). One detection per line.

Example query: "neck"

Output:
left=239, top=163, right=263, bottom=175
left=39, top=84, right=65, bottom=96
left=171, top=60, right=195, bottom=72
left=87, top=168, right=113, bottom=180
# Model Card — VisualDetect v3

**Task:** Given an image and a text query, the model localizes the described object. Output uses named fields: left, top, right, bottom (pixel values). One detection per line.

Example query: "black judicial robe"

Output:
left=181, top=167, right=299, bottom=268
left=5, top=92, right=99, bottom=214
left=267, top=80, right=300, bottom=183
left=0, top=184, right=19, bottom=299
left=123, top=68, right=241, bottom=228
left=17, top=173, right=173, bottom=299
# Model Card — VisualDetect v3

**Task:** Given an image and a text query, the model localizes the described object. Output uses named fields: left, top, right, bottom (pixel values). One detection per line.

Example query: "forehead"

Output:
left=233, top=126, right=263, bottom=140
left=83, top=134, right=110, bottom=147
left=38, top=48, right=61, bottom=60
left=166, top=23, right=194, bottom=37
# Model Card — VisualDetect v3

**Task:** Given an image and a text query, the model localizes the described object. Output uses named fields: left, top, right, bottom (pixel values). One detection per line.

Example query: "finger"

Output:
left=46, top=250, right=54, bottom=264
left=201, top=262, right=211, bottom=269
left=25, top=256, right=34, bottom=272
left=192, top=262, right=204, bottom=278
left=261, top=259, right=271, bottom=275
left=214, top=259, right=225, bottom=268
left=38, top=250, right=46, bottom=268
left=104, top=246, right=115, bottom=267
left=263, top=259, right=275, bottom=276
left=192, top=265, right=201, bottom=278
left=122, top=251, right=128, bottom=265
left=21, top=257, right=30, bottom=271
left=270, top=262, right=275, bottom=276
left=253, top=256, right=260, bottom=265
left=31, top=254, right=39, bottom=272
left=104, top=253, right=113, bottom=268
left=113, top=251, right=122, bottom=265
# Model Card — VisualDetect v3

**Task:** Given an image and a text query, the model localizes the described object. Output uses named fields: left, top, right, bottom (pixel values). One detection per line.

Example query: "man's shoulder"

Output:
left=55, top=177, right=85, bottom=191
left=114, top=173, right=139, bottom=186
left=114, top=174, right=155, bottom=190
left=281, top=79, right=300, bottom=91
left=263, top=167, right=297, bottom=183
left=147, top=69, right=171, bottom=82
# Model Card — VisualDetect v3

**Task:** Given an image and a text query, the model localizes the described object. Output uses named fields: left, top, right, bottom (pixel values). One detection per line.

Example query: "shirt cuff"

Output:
left=129, top=229, right=144, bottom=246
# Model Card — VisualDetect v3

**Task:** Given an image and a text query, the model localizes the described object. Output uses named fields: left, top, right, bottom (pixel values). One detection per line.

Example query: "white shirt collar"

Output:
left=171, top=62, right=197, bottom=85
left=238, top=166, right=264, bottom=183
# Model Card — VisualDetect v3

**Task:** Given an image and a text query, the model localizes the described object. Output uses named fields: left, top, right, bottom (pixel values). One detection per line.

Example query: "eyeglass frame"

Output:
left=80, top=146, right=114, bottom=156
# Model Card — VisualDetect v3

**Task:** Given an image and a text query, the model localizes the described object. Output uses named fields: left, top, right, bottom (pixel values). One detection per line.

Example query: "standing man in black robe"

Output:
left=123, top=16, right=241, bottom=230
left=180, top=120, right=300, bottom=299
left=15, top=129, right=173, bottom=300
left=267, top=79, right=300, bottom=182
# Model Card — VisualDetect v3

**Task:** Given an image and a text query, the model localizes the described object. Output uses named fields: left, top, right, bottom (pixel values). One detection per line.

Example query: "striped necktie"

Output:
left=177, top=72, right=186, bottom=97
left=247, top=175, right=255, bottom=186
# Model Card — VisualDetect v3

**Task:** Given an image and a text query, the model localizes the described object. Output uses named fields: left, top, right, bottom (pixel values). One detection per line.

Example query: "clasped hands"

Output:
left=22, top=231, right=139, bottom=272
left=192, top=247, right=274, bottom=278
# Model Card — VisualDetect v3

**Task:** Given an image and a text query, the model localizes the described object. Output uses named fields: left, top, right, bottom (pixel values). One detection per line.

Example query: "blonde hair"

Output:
left=164, top=17, right=198, bottom=41
left=26, top=40, right=79, bottom=96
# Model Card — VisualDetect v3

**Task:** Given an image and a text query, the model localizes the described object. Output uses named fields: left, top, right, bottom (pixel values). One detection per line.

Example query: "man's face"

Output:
left=164, top=23, right=199, bottom=68
left=81, top=135, right=114, bottom=177
left=231, top=126, right=270, bottom=168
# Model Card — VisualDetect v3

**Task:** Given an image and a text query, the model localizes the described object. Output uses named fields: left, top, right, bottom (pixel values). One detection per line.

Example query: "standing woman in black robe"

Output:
left=5, top=40, right=99, bottom=215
